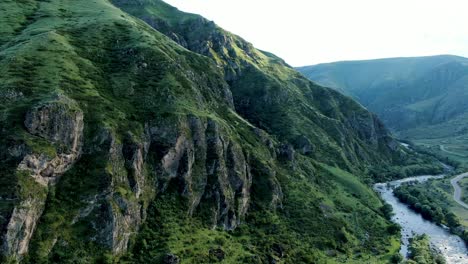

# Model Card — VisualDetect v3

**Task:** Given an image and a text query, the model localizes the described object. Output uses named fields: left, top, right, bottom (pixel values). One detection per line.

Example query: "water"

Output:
left=374, top=175, right=468, bottom=263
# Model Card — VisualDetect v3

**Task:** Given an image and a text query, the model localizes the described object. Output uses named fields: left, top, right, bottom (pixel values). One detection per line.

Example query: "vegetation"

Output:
left=394, top=179, right=468, bottom=243
left=0, top=0, right=446, bottom=263
left=366, top=151, right=444, bottom=183
left=122, top=162, right=402, bottom=264
left=403, top=235, right=446, bottom=264
left=297, top=56, right=468, bottom=167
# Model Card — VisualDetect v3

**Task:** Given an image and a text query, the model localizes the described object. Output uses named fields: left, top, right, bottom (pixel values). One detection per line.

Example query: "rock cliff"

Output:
left=0, top=0, right=416, bottom=263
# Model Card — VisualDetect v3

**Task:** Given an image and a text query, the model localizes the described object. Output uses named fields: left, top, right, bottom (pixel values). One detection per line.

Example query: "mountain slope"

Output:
left=298, top=55, right=468, bottom=165
left=297, top=55, right=468, bottom=130
left=112, top=0, right=402, bottom=171
left=0, top=0, right=439, bottom=263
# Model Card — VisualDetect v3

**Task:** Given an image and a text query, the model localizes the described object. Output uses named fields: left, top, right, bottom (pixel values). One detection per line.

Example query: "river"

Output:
left=374, top=175, right=467, bottom=263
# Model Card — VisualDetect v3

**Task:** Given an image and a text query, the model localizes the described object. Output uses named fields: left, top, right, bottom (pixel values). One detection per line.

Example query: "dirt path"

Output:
left=450, top=172, right=468, bottom=209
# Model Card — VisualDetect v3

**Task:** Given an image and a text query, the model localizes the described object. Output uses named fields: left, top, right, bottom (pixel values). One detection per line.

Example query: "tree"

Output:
left=381, top=203, right=394, bottom=220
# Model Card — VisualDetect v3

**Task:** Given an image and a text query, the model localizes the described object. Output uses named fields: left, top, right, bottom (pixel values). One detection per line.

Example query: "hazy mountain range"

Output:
left=298, top=55, right=468, bottom=148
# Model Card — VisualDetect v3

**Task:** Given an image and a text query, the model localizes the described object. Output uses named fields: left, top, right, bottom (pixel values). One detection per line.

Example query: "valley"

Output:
left=0, top=0, right=466, bottom=263
left=299, top=55, right=468, bottom=262
left=374, top=172, right=467, bottom=262
left=0, top=0, right=438, bottom=263
left=298, top=55, right=468, bottom=168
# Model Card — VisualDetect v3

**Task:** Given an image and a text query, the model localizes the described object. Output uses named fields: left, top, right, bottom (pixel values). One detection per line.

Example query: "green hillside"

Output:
left=298, top=55, right=468, bottom=166
left=0, top=0, right=441, bottom=263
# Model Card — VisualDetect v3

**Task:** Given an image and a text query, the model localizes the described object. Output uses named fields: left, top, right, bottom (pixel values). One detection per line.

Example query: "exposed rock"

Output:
left=253, top=127, right=276, bottom=157
left=91, top=129, right=147, bottom=254
left=347, top=112, right=392, bottom=147
left=24, top=95, right=84, bottom=154
left=225, top=142, right=252, bottom=227
left=271, top=243, right=285, bottom=258
left=146, top=116, right=255, bottom=230
left=20, top=96, right=84, bottom=186
left=2, top=96, right=84, bottom=259
left=2, top=198, right=44, bottom=257
left=209, top=248, right=225, bottom=261
left=268, top=171, right=283, bottom=210
left=268, top=255, right=278, bottom=264
left=7, top=144, right=28, bottom=158
left=163, top=253, right=180, bottom=264
left=122, top=133, right=149, bottom=198
left=102, top=192, right=143, bottom=254
left=203, top=120, right=252, bottom=230
left=293, top=135, right=314, bottom=155
left=277, top=144, right=295, bottom=162
left=0, top=89, right=24, bottom=102
left=18, top=153, right=81, bottom=186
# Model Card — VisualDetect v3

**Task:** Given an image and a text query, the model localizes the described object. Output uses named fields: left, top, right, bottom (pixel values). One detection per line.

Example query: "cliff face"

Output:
left=0, top=0, right=410, bottom=263
left=2, top=95, right=84, bottom=258
left=113, top=0, right=398, bottom=172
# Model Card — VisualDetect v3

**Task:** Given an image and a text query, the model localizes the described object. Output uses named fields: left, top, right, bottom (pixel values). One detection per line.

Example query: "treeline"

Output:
left=404, top=235, right=446, bottom=264
left=394, top=182, right=468, bottom=243
left=367, top=163, right=444, bottom=183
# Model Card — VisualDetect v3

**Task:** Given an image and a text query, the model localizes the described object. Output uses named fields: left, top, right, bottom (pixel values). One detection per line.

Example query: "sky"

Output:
left=163, top=0, right=468, bottom=66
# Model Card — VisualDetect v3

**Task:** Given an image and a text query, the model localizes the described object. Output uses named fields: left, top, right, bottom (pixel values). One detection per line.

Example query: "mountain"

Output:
left=298, top=55, right=468, bottom=165
left=0, top=0, right=440, bottom=263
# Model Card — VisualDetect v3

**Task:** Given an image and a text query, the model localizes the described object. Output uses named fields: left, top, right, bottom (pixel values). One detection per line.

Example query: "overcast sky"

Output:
left=164, top=0, right=468, bottom=66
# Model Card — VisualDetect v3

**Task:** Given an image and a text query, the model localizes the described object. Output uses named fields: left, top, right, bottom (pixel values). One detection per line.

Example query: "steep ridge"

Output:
left=0, top=0, right=440, bottom=263
left=297, top=55, right=468, bottom=135
left=112, top=0, right=400, bottom=171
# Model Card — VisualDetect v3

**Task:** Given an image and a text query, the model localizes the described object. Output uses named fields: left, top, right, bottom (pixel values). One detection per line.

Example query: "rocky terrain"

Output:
left=0, top=0, right=442, bottom=263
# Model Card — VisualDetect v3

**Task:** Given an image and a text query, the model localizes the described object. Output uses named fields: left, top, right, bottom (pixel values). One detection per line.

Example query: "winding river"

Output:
left=374, top=175, right=468, bottom=263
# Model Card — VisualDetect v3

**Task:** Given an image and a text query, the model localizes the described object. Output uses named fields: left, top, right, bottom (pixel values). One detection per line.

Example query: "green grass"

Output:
left=404, top=234, right=446, bottom=264
left=123, top=158, right=401, bottom=264
left=411, top=136, right=468, bottom=168
left=0, top=0, right=437, bottom=262
left=394, top=177, right=468, bottom=242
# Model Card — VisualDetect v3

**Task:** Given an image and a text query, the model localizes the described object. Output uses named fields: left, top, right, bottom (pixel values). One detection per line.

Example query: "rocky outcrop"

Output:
left=75, top=115, right=271, bottom=253
left=277, top=144, right=295, bottom=162
left=69, top=115, right=276, bottom=254
left=146, top=116, right=257, bottom=230
left=2, top=197, right=44, bottom=257
left=123, top=132, right=149, bottom=199
left=346, top=112, right=392, bottom=147
left=20, top=95, right=84, bottom=186
left=293, top=135, right=314, bottom=155
left=2, top=95, right=84, bottom=259
left=24, top=96, right=84, bottom=153
left=163, top=253, right=180, bottom=264
left=87, top=129, right=149, bottom=254
left=18, top=153, right=81, bottom=186
left=203, top=120, right=252, bottom=230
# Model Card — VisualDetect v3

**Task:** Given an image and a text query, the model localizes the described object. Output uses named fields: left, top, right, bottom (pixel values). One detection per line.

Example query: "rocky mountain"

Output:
left=297, top=55, right=468, bottom=139
left=0, top=0, right=440, bottom=263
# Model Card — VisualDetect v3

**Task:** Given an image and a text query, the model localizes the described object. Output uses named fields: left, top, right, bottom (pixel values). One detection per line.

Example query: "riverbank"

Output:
left=374, top=175, right=467, bottom=263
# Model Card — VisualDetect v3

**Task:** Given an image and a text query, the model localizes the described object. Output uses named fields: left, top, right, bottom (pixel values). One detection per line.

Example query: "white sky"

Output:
left=163, top=0, right=468, bottom=66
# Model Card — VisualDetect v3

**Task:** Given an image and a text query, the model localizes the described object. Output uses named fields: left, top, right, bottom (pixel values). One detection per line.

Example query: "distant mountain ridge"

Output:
left=297, top=55, right=468, bottom=137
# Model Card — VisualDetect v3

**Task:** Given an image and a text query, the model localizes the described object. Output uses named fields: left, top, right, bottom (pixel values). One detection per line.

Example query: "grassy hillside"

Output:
left=0, top=0, right=441, bottom=263
left=298, top=55, right=468, bottom=166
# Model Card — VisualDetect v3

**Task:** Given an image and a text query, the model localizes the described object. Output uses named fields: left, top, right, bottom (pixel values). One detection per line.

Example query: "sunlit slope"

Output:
left=0, top=0, right=438, bottom=263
